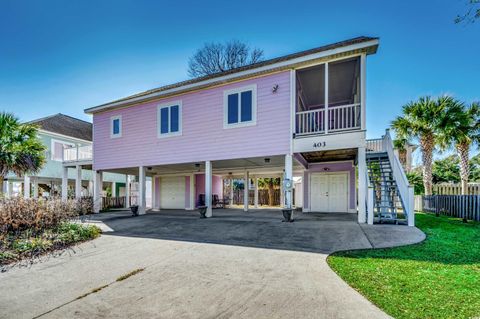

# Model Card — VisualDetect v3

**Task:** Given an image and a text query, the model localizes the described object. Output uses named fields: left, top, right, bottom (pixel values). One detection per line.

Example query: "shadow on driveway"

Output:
left=85, top=209, right=424, bottom=254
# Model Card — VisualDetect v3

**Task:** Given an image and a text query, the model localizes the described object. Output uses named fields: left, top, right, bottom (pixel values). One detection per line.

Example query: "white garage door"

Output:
left=160, top=176, right=186, bottom=209
left=310, top=173, right=348, bottom=213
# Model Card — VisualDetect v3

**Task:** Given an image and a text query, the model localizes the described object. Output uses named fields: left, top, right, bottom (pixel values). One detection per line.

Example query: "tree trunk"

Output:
left=457, top=141, right=470, bottom=195
left=398, top=149, right=407, bottom=170
left=267, top=183, right=274, bottom=206
left=0, top=176, right=4, bottom=197
left=420, top=134, right=435, bottom=195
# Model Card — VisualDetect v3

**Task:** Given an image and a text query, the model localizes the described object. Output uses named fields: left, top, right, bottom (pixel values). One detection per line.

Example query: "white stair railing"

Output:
left=382, top=129, right=415, bottom=226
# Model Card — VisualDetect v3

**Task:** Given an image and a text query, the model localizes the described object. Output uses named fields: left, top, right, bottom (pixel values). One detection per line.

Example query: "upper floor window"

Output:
left=110, top=115, right=122, bottom=138
left=157, top=101, right=182, bottom=138
left=223, top=84, right=257, bottom=128
left=51, top=139, right=75, bottom=161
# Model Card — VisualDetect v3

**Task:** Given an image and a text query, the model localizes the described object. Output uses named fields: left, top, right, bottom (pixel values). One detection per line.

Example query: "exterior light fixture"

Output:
left=272, top=84, right=279, bottom=93
left=323, top=167, right=330, bottom=171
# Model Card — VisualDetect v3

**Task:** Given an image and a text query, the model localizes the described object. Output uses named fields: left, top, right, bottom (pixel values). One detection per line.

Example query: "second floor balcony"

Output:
left=294, top=55, right=365, bottom=137
left=63, top=145, right=93, bottom=163
left=296, top=103, right=361, bottom=135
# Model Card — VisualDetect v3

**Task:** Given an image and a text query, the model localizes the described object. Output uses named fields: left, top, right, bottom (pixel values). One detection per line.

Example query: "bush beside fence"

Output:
left=420, top=195, right=480, bottom=221
left=0, top=197, right=93, bottom=234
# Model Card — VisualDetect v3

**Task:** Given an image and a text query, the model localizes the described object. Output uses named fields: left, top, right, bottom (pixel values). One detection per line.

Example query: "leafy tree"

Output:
left=391, top=96, right=450, bottom=195
left=432, top=155, right=460, bottom=184
left=455, top=0, right=480, bottom=23
left=406, top=170, right=425, bottom=195
left=0, top=112, right=46, bottom=194
left=393, top=138, right=408, bottom=170
left=188, top=40, right=264, bottom=77
left=437, top=100, right=480, bottom=194
left=469, top=154, right=480, bottom=182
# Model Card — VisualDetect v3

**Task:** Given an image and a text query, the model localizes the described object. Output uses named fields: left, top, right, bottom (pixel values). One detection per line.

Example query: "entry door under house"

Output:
left=310, top=173, right=348, bottom=212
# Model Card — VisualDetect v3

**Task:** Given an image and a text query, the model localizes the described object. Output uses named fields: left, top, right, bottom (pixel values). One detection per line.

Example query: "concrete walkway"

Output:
left=0, top=209, right=425, bottom=319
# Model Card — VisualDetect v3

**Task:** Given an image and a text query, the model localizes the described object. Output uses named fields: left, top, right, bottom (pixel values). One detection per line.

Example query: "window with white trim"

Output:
left=110, top=115, right=122, bottom=138
left=223, top=84, right=257, bottom=128
left=157, top=101, right=182, bottom=137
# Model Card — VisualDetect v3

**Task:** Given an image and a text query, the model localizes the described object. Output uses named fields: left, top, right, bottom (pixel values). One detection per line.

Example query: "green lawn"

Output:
left=327, top=213, right=480, bottom=319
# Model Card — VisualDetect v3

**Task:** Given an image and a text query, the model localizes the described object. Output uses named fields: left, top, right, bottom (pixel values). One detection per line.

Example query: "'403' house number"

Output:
left=313, top=141, right=326, bottom=148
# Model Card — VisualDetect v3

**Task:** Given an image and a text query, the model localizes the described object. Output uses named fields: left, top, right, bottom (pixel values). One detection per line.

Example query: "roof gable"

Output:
left=28, top=114, right=92, bottom=141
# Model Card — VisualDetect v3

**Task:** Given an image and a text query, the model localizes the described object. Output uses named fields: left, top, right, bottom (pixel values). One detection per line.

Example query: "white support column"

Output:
left=2, top=180, right=8, bottom=197
left=358, top=147, right=367, bottom=223
left=408, top=186, right=415, bottom=227
left=93, top=170, right=103, bottom=213
left=189, top=174, right=195, bottom=210
left=324, top=62, right=329, bottom=134
left=280, top=177, right=284, bottom=207
left=125, top=175, right=131, bottom=208
left=23, top=175, right=31, bottom=198
left=360, top=54, right=366, bottom=131
left=229, top=178, right=234, bottom=205
left=75, top=165, right=82, bottom=199
left=62, top=167, right=68, bottom=201
left=88, top=181, right=94, bottom=197
left=285, top=154, right=293, bottom=209
left=243, top=171, right=249, bottom=212
left=111, top=182, right=117, bottom=197
left=205, top=161, right=212, bottom=217
left=254, top=177, right=259, bottom=208
left=32, top=178, right=39, bottom=198
left=138, top=166, right=146, bottom=215
left=367, top=186, right=374, bottom=225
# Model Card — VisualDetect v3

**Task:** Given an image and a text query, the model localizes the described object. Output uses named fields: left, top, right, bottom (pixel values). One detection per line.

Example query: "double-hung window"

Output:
left=223, top=84, right=257, bottom=128
left=157, top=101, right=182, bottom=138
left=110, top=115, right=122, bottom=138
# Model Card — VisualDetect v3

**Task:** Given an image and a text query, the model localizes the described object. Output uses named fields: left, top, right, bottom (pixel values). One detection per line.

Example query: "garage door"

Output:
left=160, top=176, right=186, bottom=209
left=310, top=173, right=348, bottom=213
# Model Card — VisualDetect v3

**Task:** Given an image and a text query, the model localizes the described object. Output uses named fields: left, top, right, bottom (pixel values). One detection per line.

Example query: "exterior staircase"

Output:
left=365, top=130, right=414, bottom=226
left=366, top=152, right=406, bottom=224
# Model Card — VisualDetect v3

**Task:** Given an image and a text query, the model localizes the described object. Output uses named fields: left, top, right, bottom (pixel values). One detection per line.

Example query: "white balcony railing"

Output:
left=366, top=138, right=383, bottom=152
left=63, top=145, right=93, bottom=162
left=295, top=103, right=361, bottom=136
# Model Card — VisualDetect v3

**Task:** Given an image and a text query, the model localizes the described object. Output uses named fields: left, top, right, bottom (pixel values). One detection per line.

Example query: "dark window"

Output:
left=227, top=93, right=239, bottom=124
left=113, top=119, right=120, bottom=135
left=170, top=105, right=179, bottom=132
left=160, top=107, right=169, bottom=134
left=240, top=91, right=252, bottom=122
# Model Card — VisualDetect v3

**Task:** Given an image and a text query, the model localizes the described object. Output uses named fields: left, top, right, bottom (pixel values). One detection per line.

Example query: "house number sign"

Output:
left=313, top=141, right=326, bottom=148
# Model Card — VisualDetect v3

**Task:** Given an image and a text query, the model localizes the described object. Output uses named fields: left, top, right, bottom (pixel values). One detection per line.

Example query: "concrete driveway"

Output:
left=0, top=209, right=425, bottom=319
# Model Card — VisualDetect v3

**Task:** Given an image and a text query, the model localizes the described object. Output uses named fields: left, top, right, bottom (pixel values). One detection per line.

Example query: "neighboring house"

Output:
left=4, top=114, right=129, bottom=203
left=84, top=36, right=415, bottom=226
left=394, top=142, right=418, bottom=173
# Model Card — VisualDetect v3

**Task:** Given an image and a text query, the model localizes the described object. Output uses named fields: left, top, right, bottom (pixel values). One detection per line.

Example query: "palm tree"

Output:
left=257, top=178, right=280, bottom=206
left=437, top=100, right=480, bottom=195
left=0, top=112, right=46, bottom=195
left=393, top=138, right=408, bottom=170
left=391, top=96, right=450, bottom=195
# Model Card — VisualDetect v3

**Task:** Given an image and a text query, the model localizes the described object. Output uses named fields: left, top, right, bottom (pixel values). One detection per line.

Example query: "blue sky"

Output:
left=1, top=0, right=479, bottom=145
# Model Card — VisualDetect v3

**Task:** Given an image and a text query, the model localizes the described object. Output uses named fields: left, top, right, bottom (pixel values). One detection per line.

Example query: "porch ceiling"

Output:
left=101, top=155, right=303, bottom=177
left=301, top=148, right=357, bottom=163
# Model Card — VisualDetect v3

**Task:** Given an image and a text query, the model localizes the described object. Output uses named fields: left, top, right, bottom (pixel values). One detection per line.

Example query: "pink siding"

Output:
left=195, top=174, right=222, bottom=207
left=303, top=161, right=356, bottom=210
left=93, top=71, right=291, bottom=170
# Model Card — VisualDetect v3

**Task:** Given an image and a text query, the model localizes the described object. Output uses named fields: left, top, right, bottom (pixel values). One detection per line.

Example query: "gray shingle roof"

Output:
left=27, top=113, right=92, bottom=141
left=85, top=36, right=379, bottom=114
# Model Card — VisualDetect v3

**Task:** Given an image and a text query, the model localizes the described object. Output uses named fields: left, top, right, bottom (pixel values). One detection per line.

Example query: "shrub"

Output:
left=0, top=197, right=94, bottom=235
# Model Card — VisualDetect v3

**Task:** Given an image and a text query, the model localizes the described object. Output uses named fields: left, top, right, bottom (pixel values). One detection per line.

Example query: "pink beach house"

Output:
left=85, top=36, right=415, bottom=226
